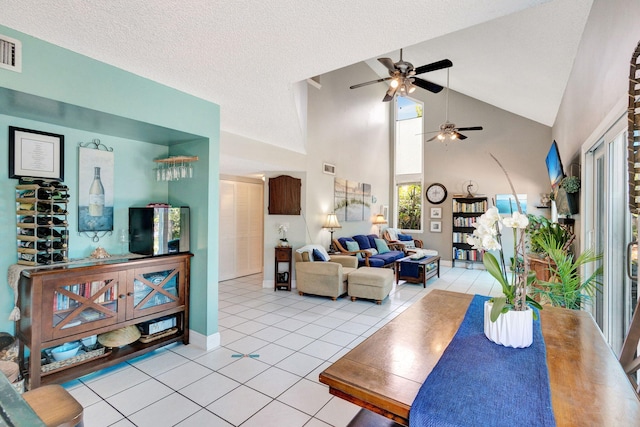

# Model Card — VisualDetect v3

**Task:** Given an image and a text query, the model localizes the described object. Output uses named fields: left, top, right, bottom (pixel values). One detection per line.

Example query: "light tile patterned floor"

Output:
left=64, top=265, right=500, bottom=426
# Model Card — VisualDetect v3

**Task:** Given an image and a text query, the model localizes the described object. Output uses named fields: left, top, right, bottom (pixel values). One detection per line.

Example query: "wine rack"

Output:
left=16, top=183, right=69, bottom=266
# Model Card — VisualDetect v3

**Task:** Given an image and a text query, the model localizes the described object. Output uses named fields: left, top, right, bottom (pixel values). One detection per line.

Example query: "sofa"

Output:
left=382, top=227, right=423, bottom=251
left=294, top=245, right=358, bottom=300
left=333, top=234, right=405, bottom=268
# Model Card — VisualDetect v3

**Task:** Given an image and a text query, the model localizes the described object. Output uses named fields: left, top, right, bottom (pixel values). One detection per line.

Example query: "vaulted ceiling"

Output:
left=0, top=1, right=592, bottom=155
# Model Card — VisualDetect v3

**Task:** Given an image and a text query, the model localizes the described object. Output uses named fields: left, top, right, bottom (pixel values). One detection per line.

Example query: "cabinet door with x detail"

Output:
left=42, top=270, right=128, bottom=341
left=127, top=261, right=186, bottom=319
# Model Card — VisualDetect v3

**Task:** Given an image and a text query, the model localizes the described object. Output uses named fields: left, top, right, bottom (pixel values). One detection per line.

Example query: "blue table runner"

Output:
left=409, top=294, right=556, bottom=426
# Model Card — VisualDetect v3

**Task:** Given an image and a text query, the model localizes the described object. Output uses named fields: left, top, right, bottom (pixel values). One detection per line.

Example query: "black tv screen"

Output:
left=545, top=140, right=565, bottom=190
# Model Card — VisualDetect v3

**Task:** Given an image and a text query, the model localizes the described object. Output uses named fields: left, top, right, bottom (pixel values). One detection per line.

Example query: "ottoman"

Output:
left=348, top=267, right=394, bottom=304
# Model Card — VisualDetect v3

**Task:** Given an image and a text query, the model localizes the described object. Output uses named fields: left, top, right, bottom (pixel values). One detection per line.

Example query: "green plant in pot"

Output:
left=531, top=233, right=602, bottom=309
left=526, top=214, right=574, bottom=255
left=561, top=176, right=580, bottom=194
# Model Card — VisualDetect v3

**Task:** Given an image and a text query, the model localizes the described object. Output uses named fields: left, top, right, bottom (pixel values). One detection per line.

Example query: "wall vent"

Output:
left=0, top=34, right=22, bottom=73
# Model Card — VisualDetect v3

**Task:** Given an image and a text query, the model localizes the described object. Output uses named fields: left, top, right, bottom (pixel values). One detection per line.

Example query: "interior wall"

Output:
left=306, top=62, right=392, bottom=243
left=553, top=0, right=640, bottom=159
left=0, top=25, right=220, bottom=338
left=407, top=87, right=552, bottom=261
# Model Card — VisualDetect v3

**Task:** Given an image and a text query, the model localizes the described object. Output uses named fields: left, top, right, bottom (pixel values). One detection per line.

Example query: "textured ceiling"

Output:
left=0, top=0, right=592, bottom=158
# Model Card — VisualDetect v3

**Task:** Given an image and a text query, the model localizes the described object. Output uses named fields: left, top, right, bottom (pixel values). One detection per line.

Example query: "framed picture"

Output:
left=78, top=146, right=114, bottom=232
left=496, top=194, right=528, bottom=215
left=8, top=126, right=64, bottom=180
left=430, top=207, right=442, bottom=219
left=430, top=221, right=442, bottom=233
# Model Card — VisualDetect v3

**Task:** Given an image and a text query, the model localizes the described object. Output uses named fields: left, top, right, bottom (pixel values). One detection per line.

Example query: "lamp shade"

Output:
left=323, top=213, right=342, bottom=229
left=373, top=214, right=387, bottom=225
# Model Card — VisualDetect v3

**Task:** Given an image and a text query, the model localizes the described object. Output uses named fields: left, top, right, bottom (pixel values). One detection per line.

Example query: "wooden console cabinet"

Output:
left=15, top=253, right=192, bottom=389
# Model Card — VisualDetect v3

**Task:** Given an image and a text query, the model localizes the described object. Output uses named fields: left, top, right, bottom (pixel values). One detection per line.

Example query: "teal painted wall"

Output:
left=0, top=25, right=219, bottom=337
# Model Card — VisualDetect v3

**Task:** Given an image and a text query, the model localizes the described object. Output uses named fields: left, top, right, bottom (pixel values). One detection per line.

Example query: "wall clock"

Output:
left=426, top=183, right=448, bottom=204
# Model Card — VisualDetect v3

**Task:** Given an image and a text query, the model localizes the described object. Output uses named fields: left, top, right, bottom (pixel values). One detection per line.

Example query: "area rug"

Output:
left=409, top=294, right=556, bottom=426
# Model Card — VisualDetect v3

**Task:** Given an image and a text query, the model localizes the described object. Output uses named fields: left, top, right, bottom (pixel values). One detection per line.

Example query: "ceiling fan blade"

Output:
left=350, top=77, right=391, bottom=90
left=456, top=126, right=483, bottom=132
left=412, top=77, right=444, bottom=93
left=426, top=134, right=440, bottom=142
left=378, top=57, right=397, bottom=73
left=414, top=59, right=453, bottom=76
left=383, top=90, right=396, bottom=102
left=455, top=132, right=468, bottom=140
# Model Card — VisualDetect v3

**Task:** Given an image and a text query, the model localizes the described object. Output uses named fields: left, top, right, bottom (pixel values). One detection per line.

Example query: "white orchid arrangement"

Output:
left=467, top=155, right=542, bottom=321
left=277, top=223, right=288, bottom=241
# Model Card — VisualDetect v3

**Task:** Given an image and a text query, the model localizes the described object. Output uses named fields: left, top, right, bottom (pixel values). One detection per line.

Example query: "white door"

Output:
left=219, top=179, right=264, bottom=281
left=584, top=117, right=630, bottom=352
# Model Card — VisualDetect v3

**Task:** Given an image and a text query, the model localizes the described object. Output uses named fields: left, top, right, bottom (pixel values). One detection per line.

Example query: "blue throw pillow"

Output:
left=312, top=248, right=329, bottom=262
left=398, top=233, right=413, bottom=241
left=345, top=240, right=363, bottom=259
left=375, top=238, right=390, bottom=254
left=353, top=235, right=371, bottom=250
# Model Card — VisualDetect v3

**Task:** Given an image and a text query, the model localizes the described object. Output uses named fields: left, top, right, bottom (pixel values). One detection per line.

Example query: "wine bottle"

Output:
left=88, top=166, right=105, bottom=216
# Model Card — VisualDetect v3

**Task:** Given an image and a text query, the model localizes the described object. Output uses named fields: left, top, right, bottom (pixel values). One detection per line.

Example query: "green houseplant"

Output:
left=531, top=233, right=602, bottom=309
left=561, top=176, right=581, bottom=194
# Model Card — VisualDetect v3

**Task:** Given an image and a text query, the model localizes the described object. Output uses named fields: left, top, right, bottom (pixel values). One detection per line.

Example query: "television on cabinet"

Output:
left=545, top=140, right=565, bottom=190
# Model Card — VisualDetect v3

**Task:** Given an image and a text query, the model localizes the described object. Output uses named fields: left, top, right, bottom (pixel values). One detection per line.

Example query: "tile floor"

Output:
left=63, top=265, right=501, bottom=427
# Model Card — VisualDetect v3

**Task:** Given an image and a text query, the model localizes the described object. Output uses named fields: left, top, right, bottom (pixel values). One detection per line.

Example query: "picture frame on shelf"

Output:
left=430, top=207, right=442, bottom=219
left=8, top=126, right=64, bottom=180
left=430, top=221, right=442, bottom=233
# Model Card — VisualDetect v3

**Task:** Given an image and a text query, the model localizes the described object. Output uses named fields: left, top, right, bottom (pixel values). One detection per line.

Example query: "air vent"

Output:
left=0, top=34, right=22, bottom=73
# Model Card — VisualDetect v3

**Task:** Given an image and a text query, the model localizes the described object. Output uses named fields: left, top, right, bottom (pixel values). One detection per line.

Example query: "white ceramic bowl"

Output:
left=51, top=341, right=81, bottom=361
left=81, top=335, right=97, bottom=348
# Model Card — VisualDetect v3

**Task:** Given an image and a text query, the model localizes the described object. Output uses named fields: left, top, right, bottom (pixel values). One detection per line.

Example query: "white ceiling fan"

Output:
left=424, top=69, right=483, bottom=142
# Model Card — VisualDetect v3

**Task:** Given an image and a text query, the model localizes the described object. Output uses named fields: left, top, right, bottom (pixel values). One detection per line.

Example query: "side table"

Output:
left=395, top=255, right=441, bottom=288
left=274, top=246, right=292, bottom=291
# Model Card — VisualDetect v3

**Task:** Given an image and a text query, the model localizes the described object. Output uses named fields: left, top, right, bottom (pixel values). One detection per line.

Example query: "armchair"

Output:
left=294, top=250, right=357, bottom=300
left=382, top=227, right=423, bottom=251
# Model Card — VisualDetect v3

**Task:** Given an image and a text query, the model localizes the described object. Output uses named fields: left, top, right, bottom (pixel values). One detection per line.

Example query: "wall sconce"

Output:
left=373, top=214, right=388, bottom=237
left=323, top=213, right=342, bottom=252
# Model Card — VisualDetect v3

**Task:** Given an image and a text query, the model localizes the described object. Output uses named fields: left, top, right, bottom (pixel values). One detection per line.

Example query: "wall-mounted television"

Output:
left=545, top=140, right=565, bottom=190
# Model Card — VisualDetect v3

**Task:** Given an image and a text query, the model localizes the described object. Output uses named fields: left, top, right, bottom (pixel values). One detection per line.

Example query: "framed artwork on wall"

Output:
left=430, top=221, right=442, bottom=233
left=78, top=142, right=114, bottom=235
left=8, top=126, right=64, bottom=180
left=430, top=207, right=442, bottom=219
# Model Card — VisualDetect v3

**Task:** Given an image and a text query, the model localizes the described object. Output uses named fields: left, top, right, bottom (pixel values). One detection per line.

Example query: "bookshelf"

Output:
left=452, top=196, right=488, bottom=267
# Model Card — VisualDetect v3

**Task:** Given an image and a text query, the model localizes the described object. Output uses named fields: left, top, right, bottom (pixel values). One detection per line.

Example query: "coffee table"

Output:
left=394, top=255, right=440, bottom=287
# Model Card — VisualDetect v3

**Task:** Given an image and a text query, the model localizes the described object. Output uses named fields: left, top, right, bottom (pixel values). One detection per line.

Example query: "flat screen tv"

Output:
left=545, top=140, right=565, bottom=190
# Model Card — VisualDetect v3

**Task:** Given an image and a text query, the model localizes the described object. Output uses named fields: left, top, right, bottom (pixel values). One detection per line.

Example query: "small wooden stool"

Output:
left=23, top=385, right=84, bottom=427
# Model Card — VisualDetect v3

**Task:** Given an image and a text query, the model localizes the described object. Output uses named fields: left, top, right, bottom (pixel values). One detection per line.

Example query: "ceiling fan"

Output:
left=425, top=69, right=483, bottom=142
left=349, top=49, right=453, bottom=102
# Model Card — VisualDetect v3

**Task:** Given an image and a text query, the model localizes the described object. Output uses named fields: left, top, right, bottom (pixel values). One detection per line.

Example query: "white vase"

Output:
left=483, top=301, right=533, bottom=348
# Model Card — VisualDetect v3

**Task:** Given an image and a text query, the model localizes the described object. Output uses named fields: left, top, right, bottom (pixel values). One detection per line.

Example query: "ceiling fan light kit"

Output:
left=349, top=48, right=452, bottom=102
left=425, top=68, right=483, bottom=142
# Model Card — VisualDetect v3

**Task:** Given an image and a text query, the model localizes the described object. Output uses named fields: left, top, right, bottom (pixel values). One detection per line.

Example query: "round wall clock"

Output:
left=426, top=183, right=448, bottom=204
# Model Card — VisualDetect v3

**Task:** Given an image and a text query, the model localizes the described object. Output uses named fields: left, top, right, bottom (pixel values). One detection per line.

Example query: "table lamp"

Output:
left=373, top=214, right=387, bottom=237
left=323, top=213, right=342, bottom=252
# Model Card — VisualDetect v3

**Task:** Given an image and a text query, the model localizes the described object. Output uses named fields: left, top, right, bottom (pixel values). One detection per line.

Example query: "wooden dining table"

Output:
left=319, top=289, right=640, bottom=426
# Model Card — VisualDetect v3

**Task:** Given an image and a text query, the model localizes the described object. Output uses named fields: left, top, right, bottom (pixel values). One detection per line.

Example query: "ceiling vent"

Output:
left=0, top=34, right=22, bottom=73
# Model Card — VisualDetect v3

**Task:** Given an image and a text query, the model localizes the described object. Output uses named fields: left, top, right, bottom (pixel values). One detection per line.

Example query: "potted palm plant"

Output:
left=531, top=233, right=602, bottom=309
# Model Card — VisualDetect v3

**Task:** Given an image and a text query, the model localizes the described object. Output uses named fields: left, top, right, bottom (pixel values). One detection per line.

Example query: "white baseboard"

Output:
left=189, top=329, right=220, bottom=351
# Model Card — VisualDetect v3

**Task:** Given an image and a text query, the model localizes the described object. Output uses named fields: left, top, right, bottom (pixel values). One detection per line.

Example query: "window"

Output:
left=394, top=97, right=423, bottom=230
left=397, top=183, right=422, bottom=230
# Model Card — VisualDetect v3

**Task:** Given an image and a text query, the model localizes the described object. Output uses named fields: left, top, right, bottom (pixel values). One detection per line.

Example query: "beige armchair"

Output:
left=294, top=251, right=358, bottom=300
